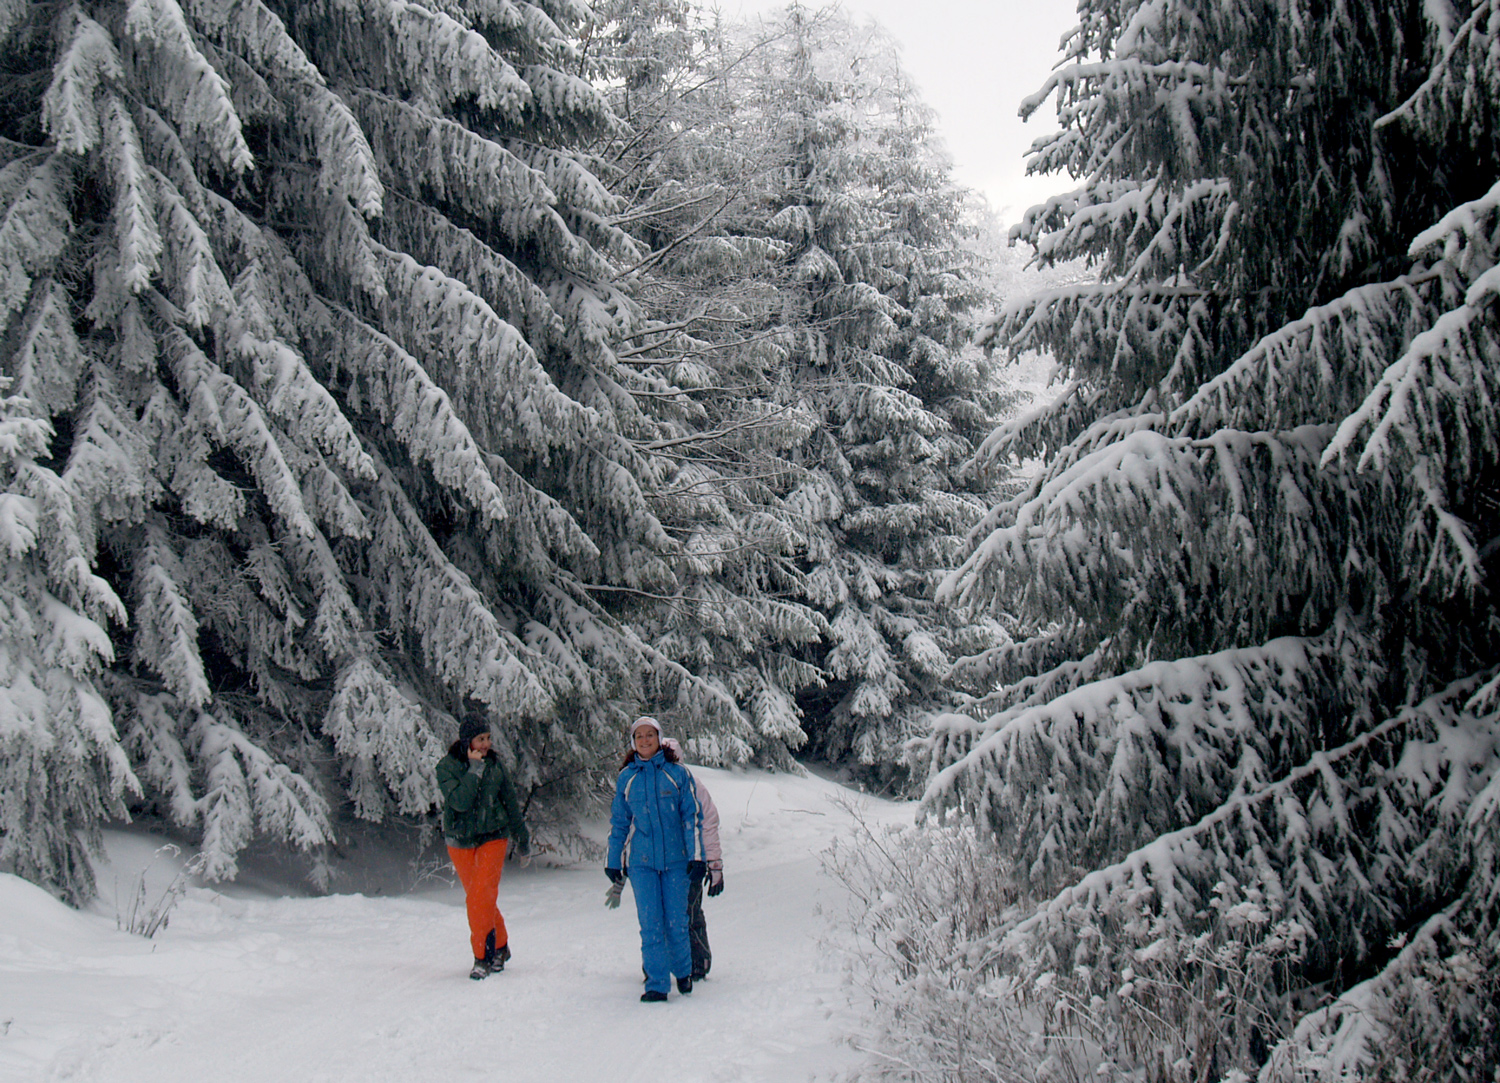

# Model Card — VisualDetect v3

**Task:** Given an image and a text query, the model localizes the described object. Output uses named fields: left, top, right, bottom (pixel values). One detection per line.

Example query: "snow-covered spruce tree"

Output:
left=566, top=2, right=1006, bottom=778
left=735, top=4, right=1005, bottom=786
left=913, top=0, right=1500, bottom=1079
left=0, top=0, right=740, bottom=899
left=0, top=369, right=137, bottom=905
left=562, top=0, right=826, bottom=768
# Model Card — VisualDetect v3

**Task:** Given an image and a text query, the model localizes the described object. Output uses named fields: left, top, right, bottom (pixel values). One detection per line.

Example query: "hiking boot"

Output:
left=676, top=976, right=693, bottom=995
left=640, top=990, right=669, bottom=1003
left=487, top=942, right=511, bottom=972
left=469, top=958, right=491, bottom=980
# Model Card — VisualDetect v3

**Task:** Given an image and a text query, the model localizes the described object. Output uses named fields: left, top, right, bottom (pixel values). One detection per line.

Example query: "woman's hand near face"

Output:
left=468, top=732, right=491, bottom=761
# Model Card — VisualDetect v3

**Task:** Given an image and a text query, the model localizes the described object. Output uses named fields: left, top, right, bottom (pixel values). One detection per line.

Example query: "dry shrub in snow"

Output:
left=822, top=803, right=1033, bottom=1082
left=824, top=806, right=1320, bottom=1083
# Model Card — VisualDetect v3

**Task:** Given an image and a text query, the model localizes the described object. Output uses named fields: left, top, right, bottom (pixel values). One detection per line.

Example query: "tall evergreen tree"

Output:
left=0, top=0, right=736, bottom=901
left=0, top=369, right=136, bottom=904
left=752, top=5, right=1004, bottom=784
left=922, top=0, right=1500, bottom=1077
left=574, top=0, right=827, bottom=768
left=581, top=2, right=1007, bottom=779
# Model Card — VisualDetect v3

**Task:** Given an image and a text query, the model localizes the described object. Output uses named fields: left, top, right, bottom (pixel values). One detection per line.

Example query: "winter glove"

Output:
left=605, top=867, right=625, bottom=885
left=707, top=867, right=724, bottom=897
left=604, top=880, right=624, bottom=909
left=514, top=838, right=532, bottom=867
left=687, top=860, right=707, bottom=883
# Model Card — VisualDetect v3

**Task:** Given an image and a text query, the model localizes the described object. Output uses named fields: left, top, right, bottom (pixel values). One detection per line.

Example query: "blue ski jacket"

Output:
left=607, top=752, right=703, bottom=871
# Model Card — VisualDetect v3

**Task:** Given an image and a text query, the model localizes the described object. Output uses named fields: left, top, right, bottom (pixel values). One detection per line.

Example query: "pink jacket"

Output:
left=660, top=738, right=721, bottom=870
left=693, top=776, right=722, bottom=869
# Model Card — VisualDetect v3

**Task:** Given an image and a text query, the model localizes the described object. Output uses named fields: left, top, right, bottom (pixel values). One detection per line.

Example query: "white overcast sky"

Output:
left=723, top=0, right=1081, bottom=225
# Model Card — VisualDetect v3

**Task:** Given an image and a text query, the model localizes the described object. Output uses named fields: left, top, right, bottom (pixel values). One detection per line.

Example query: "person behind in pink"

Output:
left=661, top=738, right=723, bottom=979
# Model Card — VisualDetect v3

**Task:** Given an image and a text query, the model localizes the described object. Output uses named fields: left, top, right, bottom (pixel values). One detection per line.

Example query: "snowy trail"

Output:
left=0, top=768, right=909, bottom=1083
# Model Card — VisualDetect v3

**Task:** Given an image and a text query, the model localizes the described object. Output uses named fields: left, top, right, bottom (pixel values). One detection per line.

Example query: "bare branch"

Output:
left=636, top=403, right=802, bottom=451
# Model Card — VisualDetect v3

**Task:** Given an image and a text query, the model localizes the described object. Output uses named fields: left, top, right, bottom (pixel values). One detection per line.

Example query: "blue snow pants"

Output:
left=629, top=863, right=692, bottom=994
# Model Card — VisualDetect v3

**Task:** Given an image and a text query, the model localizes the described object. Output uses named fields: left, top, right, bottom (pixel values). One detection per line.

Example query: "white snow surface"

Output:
left=1, top=767, right=911, bottom=1083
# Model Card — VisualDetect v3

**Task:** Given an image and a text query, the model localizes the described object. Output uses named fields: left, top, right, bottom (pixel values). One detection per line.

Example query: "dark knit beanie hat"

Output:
left=459, top=715, right=490, bottom=747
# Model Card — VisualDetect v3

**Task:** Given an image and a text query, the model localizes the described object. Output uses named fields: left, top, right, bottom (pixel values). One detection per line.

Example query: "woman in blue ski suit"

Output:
left=606, top=716, right=704, bottom=1002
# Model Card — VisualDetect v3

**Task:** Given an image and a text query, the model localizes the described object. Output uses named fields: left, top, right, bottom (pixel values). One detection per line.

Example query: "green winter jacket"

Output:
left=436, top=751, right=530, bottom=852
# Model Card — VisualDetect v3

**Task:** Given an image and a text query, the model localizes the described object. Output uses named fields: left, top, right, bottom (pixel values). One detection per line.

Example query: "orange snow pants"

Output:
left=448, top=838, right=509, bottom=960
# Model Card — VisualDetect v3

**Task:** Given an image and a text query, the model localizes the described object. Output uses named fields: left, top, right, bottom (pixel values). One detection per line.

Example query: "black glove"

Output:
left=687, top=860, right=706, bottom=883
left=605, top=867, right=624, bottom=885
left=707, top=868, right=724, bottom=897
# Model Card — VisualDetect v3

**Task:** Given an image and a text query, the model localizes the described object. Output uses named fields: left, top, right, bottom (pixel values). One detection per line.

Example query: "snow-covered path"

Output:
left=1, top=768, right=909, bottom=1083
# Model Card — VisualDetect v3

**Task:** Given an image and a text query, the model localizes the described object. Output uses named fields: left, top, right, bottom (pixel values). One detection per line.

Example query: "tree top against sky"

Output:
left=726, top=0, right=1079, bottom=224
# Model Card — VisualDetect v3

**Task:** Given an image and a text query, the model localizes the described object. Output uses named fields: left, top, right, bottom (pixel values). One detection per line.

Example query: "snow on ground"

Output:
left=0, top=767, right=912, bottom=1083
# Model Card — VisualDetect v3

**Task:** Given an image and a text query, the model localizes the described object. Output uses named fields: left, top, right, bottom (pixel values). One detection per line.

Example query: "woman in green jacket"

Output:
left=436, top=715, right=531, bottom=980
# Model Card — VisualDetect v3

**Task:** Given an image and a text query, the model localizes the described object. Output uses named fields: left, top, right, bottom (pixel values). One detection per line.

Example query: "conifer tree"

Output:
left=747, top=5, right=1004, bottom=784
left=567, top=0, right=824, bottom=767
left=0, top=368, right=136, bottom=905
left=921, top=0, right=1500, bottom=1077
left=586, top=2, right=1005, bottom=780
left=0, top=0, right=735, bottom=899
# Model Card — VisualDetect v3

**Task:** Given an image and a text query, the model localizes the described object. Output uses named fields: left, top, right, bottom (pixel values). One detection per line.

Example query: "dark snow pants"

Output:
left=629, top=863, right=692, bottom=995
left=687, top=874, right=711, bottom=978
